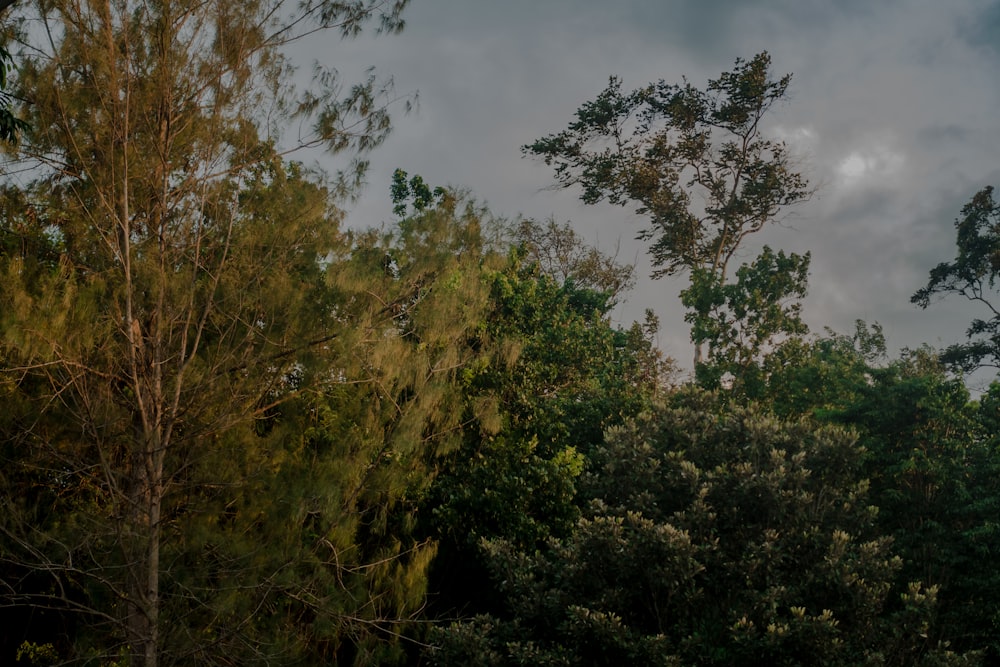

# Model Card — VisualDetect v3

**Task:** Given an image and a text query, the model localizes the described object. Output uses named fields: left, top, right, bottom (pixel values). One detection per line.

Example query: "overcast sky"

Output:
left=324, top=0, right=1000, bottom=381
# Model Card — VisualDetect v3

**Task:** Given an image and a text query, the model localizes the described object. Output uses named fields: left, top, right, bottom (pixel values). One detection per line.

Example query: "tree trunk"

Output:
left=125, top=423, right=163, bottom=667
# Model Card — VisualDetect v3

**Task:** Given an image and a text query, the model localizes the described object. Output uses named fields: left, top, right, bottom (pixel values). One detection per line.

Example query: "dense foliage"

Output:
left=0, top=8, right=998, bottom=666
left=429, top=389, right=977, bottom=667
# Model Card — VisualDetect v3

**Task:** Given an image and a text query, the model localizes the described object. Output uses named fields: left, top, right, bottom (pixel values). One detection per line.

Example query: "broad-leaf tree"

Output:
left=760, top=323, right=1000, bottom=659
left=430, top=389, right=971, bottom=666
left=817, top=348, right=1000, bottom=659
left=760, top=320, right=889, bottom=419
left=525, top=52, right=812, bottom=364
left=912, top=186, right=1000, bottom=374
left=682, top=246, right=810, bottom=396
left=387, top=180, right=668, bottom=621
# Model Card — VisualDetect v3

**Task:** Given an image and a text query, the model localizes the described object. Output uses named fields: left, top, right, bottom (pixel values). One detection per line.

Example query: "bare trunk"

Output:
left=143, top=429, right=162, bottom=667
left=125, top=417, right=162, bottom=667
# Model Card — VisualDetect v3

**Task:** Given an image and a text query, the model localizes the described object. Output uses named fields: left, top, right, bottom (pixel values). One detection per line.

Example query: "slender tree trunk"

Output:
left=125, top=417, right=163, bottom=667
left=144, top=441, right=162, bottom=667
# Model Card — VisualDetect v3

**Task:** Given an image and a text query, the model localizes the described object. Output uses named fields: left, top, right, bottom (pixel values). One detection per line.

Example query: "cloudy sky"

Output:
left=326, top=0, right=1000, bottom=380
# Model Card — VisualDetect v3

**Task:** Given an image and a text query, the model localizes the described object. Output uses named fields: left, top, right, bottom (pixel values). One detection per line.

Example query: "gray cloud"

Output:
left=959, top=1, right=1000, bottom=55
left=324, top=0, right=1000, bottom=375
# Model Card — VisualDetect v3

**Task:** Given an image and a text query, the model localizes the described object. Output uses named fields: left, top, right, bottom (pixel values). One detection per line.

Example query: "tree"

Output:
left=525, top=52, right=812, bottom=364
left=682, top=246, right=810, bottom=396
left=261, top=193, right=502, bottom=664
left=0, top=1, right=413, bottom=665
left=815, top=348, right=1000, bottom=659
left=0, top=171, right=502, bottom=665
left=760, top=322, right=1000, bottom=659
left=385, top=176, right=670, bottom=621
left=504, top=217, right=636, bottom=307
left=430, top=389, right=972, bottom=666
left=759, top=320, right=889, bottom=419
left=912, top=186, right=1000, bottom=374
left=421, top=254, right=655, bottom=615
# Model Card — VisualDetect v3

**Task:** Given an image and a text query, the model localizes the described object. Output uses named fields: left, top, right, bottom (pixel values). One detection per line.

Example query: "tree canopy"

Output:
left=525, top=52, right=812, bottom=365
left=0, top=1, right=416, bottom=665
left=1, top=9, right=998, bottom=665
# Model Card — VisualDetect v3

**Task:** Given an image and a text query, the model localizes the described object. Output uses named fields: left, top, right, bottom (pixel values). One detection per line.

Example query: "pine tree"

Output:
left=0, top=1, right=416, bottom=664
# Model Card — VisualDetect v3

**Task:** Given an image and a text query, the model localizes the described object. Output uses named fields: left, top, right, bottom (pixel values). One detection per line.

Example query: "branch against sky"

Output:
left=525, top=52, right=813, bottom=365
left=912, top=185, right=1000, bottom=374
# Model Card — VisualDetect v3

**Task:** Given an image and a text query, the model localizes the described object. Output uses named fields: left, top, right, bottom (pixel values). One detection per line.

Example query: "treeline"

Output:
left=0, top=2, right=999, bottom=666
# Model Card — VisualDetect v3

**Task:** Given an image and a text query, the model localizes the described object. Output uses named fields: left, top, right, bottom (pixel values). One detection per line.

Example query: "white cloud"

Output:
left=835, top=145, right=904, bottom=188
left=773, top=125, right=817, bottom=149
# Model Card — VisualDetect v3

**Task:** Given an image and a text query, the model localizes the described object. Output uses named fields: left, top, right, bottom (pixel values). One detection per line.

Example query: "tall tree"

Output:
left=525, top=52, right=812, bottom=365
left=0, top=1, right=411, bottom=665
left=912, top=186, right=1000, bottom=374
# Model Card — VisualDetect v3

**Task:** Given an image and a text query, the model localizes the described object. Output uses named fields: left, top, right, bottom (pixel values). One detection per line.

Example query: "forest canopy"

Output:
left=0, top=3, right=998, bottom=666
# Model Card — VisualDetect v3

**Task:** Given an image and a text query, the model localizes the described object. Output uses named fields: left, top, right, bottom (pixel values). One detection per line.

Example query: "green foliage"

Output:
left=818, top=351, right=1000, bottom=658
left=0, top=1, right=422, bottom=664
left=392, top=168, right=447, bottom=217
left=761, top=320, right=888, bottom=419
left=684, top=246, right=810, bottom=395
left=525, top=53, right=811, bottom=366
left=759, top=324, right=1000, bottom=659
left=0, top=174, right=504, bottom=664
left=4, top=5, right=998, bottom=666
left=431, top=390, right=969, bottom=666
left=525, top=52, right=810, bottom=281
left=392, top=185, right=667, bottom=619
left=912, top=186, right=1000, bottom=373
left=428, top=242, right=661, bottom=548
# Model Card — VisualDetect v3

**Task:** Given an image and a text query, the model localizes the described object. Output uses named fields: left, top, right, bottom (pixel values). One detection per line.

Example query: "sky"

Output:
left=322, top=0, right=1000, bottom=382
